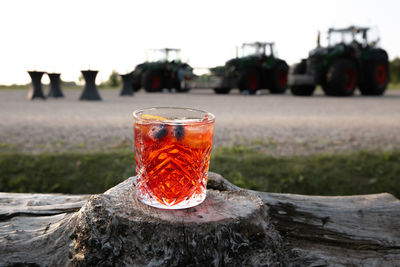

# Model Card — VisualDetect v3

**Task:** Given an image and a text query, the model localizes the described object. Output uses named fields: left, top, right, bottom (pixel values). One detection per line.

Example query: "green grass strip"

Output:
left=1, top=148, right=399, bottom=198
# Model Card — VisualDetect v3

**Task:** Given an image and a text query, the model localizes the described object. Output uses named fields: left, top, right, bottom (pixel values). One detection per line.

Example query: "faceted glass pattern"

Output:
left=134, top=108, right=215, bottom=209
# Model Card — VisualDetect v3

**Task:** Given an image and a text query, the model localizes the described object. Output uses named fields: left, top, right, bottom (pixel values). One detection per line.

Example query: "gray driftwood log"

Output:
left=1, top=172, right=399, bottom=266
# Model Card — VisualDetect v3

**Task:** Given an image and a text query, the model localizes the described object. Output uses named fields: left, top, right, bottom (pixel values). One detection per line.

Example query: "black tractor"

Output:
left=289, top=26, right=389, bottom=96
left=130, top=48, right=193, bottom=93
left=210, top=42, right=289, bottom=95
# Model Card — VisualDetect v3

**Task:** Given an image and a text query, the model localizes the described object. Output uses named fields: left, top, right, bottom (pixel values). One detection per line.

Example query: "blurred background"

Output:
left=0, top=0, right=400, bottom=85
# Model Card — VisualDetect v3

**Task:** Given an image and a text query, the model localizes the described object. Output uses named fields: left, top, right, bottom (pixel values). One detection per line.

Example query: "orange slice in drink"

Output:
left=142, top=114, right=168, bottom=121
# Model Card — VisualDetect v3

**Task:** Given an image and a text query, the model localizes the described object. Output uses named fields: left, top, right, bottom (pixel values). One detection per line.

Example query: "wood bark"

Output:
left=0, top=172, right=399, bottom=266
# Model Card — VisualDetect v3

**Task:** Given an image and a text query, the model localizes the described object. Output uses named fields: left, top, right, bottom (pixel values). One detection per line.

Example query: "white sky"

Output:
left=0, top=0, right=399, bottom=85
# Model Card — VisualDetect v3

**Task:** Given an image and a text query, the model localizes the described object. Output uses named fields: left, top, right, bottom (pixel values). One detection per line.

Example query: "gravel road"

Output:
left=1, top=88, right=400, bottom=155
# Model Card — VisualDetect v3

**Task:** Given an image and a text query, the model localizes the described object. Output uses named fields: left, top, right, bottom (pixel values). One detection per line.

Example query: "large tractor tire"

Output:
left=270, top=61, right=289, bottom=94
left=324, top=59, right=357, bottom=96
left=143, top=70, right=164, bottom=92
left=238, top=69, right=260, bottom=95
left=359, top=59, right=389, bottom=96
left=290, top=61, right=315, bottom=96
left=132, top=81, right=141, bottom=92
left=130, top=74, right=142, bottom=92
left=213, top=87, right=231, bottom=94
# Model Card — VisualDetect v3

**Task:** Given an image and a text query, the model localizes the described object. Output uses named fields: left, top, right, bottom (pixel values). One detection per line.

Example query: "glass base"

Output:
left=137, top=191, right=206, bottom=210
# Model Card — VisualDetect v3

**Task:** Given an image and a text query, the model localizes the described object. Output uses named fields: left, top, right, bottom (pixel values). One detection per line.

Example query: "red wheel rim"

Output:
left=249, top=74, right=258, bottom=90
left=151, top=76, right=161, bottom=89
left=345, top=68, right=356, bottom=91
left=375, top=63, right=387, bottom=87
left=278, top=70, right=288, bottom=88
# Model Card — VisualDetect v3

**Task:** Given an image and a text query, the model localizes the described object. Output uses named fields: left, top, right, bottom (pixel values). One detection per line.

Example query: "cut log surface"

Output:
left=0, top=172, right=399, bottom=266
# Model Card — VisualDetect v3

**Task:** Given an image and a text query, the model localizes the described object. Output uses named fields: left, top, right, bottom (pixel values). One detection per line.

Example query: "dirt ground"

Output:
left=1, top=88, right=400, bottom=155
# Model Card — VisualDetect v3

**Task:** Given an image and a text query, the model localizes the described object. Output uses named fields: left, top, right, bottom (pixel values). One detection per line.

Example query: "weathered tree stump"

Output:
left=1, top=172, right=399, bottom=266
left=119, top=73, right=134, bottom=96
left=79, top=70, right=101, bottom=101
left=47, top=73, right=64, bottom=98
left=27, top=71, right=46, bottom=100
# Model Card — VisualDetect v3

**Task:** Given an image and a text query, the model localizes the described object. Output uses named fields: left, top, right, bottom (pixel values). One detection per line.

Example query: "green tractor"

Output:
left=289, top=26, right=389, bottom=96
left=130, top=48, right=193, bottom=93
left=210, top=42, right=289, bottom=95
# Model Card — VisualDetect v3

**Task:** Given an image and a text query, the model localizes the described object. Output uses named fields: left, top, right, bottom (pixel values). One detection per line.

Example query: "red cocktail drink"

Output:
left=133, top=107, right=215, bottom=209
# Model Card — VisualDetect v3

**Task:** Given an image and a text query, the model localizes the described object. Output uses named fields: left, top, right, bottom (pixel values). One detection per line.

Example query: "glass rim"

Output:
left=133, top=107, right=215, bottom=124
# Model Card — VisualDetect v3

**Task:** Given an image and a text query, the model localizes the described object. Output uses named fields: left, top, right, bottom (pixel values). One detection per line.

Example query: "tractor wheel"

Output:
left=238, top=69, right=260, bottom=95
left=324, top=59, right=357, bottom=96
left=132, top=81, right=141, bottom=92
left=270, top=61, right=289, bottom=94
left=130, top=74, right=142, bottom=92
left=291, top=85, right=315, bottom=96
left=213, top=87, right=231, bottom=94
left=359, top=59, right=389, bottom=96
left=143, top=70, right=164, bottom=92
